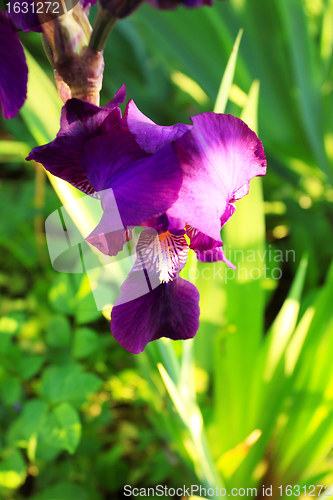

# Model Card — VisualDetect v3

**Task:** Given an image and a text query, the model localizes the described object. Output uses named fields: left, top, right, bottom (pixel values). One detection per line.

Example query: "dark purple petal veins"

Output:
left=168, top=112, right=267, bottom=241
left=135, top=230, right=189, bottom=283
left=0, top=10, right=28, bottom=119
left=186, top=223, right=221, bottom=251
left=123, top=99, right=190, bottom=154
left=111, top=276, right=199, bottom=353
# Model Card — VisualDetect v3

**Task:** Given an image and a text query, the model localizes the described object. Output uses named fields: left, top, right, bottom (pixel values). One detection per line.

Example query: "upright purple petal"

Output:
left=111, top=276, right=200, bottom=353
left=167, top=112, right=267, bottom=241
left=123, top=100, right=190, bottom=154
left=27, top=98, right=122, bottom=195
left=104, top=84, right=126, bottom=108
left=81, top=129, right=182, bottom=226
left=0, top=11, right=28, bottom=119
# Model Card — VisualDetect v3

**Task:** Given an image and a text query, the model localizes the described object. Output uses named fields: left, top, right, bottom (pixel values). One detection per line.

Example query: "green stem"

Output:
left=89, top=6, right=118, bottom=51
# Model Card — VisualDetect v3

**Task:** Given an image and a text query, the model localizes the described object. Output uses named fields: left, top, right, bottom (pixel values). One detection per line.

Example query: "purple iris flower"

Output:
left=27, top=87, right=266, bottom=354
left=109, top=100, right=266, bottom=353
left=0, top=10, right=28, bottom=118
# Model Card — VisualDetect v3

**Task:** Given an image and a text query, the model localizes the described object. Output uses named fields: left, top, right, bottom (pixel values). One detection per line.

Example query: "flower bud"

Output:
left=40, top=1, right=104, bottom=105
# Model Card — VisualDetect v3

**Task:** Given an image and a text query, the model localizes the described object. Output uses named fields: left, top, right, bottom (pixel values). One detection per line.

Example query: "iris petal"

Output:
left=27, top=97, right=123, bottom=195
left=111, top=276, right=199, bottom=353
left=0, top=11, right=28, bottom=119
left=123, top=99, right=190, bottom=154
left=167, top=112, right=267, bottom=241
left=82, top=130, right=182, bottom=227
left=186, top=224, right=235, bottom=268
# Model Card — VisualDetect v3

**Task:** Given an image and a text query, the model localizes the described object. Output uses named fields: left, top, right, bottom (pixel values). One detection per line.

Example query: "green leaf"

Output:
left=40, top=364, right=102, bottom=405
left=48, top=275, right=76, bottom=315
left=18, top=356, right=45, bottom=380
left=72, top=328, right=99, bottom=359
left=46, top=316, right=71, bottom=348
left=0, top=317, right=19, bottom=353
left=41, top=403, right=81, bottom=455
left=0, top=141, right=30, bottom=163
left=22, top=399, right=48, bottom=440
left=30, top=481, right=89, bottom=500
left=214, top=29, right=243, bottom=114
left=21, top=49, right=61, bottom=144
left=263, top=254, right=308, bottom=381
left=1, top=377, right=22, bottom=406
left=6, top=399, right=48, bottom=453
left=0, top=449, right=26, bottom=489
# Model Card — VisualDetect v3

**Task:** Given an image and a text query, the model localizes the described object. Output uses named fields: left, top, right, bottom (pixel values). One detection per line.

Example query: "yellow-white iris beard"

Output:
left=156, top=231, right=189, bottom=284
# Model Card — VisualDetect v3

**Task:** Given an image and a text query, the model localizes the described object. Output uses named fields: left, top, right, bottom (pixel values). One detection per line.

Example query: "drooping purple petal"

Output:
left=167, top=112, right=267, bottom=241
left=27, top=98, right=123, bottom=195
left=0, top=11, right=28, bottom=119
left=111, top=276, right=199, bottom=353
left=108, top=228, right=188, bottom=300
left=122, top=99, right=190, bottom=154
left=81, top=129, right=182, bottom=227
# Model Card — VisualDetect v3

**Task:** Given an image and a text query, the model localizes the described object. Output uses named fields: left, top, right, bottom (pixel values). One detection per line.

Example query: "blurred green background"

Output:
left=1, top=0, right=333, bottom=498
